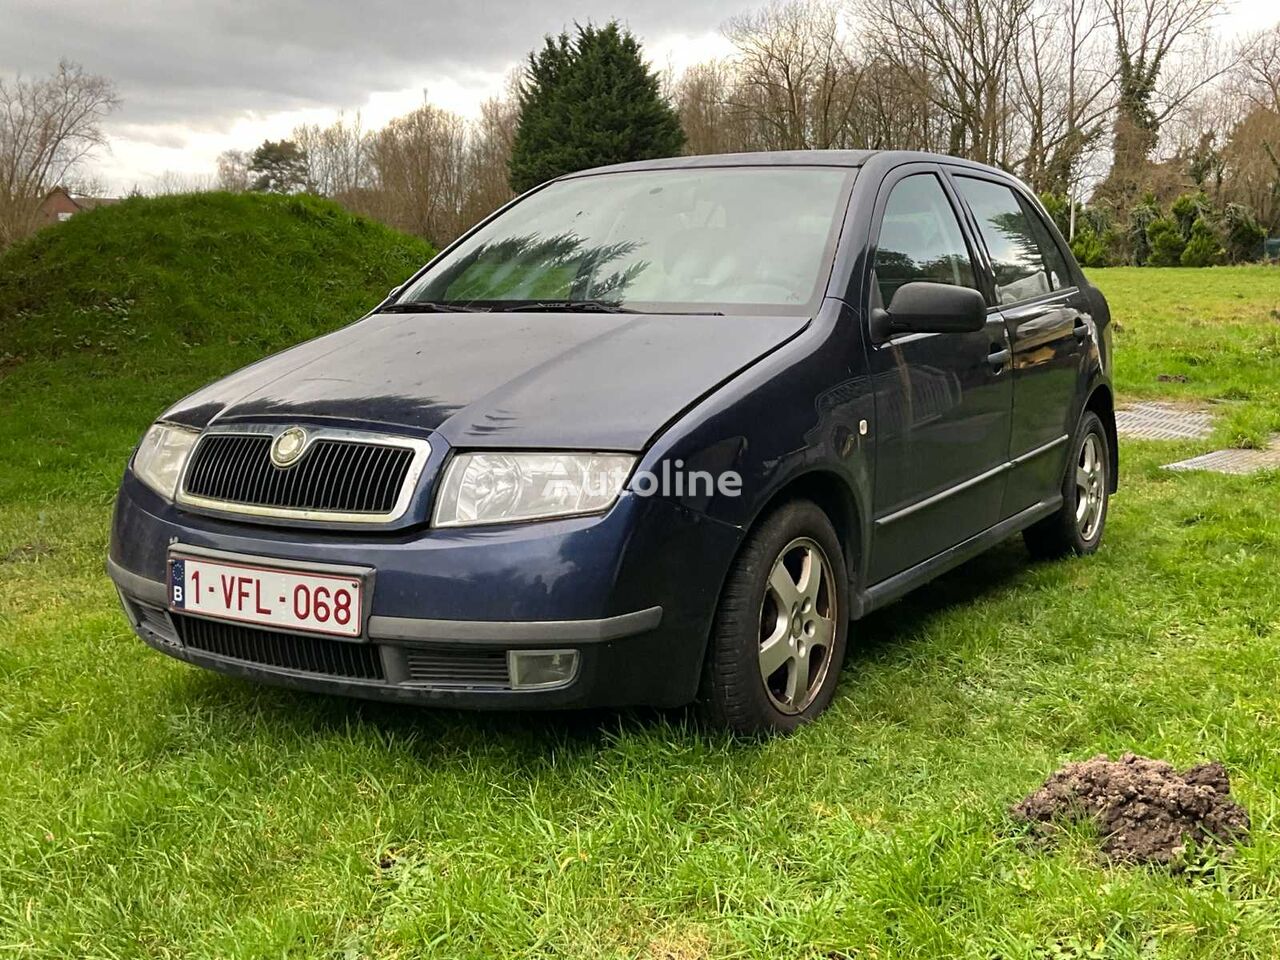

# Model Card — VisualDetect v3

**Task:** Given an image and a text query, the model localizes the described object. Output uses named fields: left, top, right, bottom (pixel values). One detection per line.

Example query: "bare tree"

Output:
left=1099, top=0, right=1231, bottom=203
left=0, top=60, right=119, bottom=247
left=461, top=95, right=518, bottom=227
left=722, top=1, right=862, bottom=150
left=1012, top=0, right=1116, bottom=193
left=1221, top=104, right=1280, bottom=230
left=848, top=52, right=951, bottom=152
left=215, top=149, right=251, bottom=192
left=1215, top=28, right=1280, bottom=231
left=365, top=103, right=470, bottom=242
left=675, top=60, right=751, bottom=155
left=858, top=0, right=1036, bottom=166
left=149, top=170, right=216, bottom=195
left=1239, top=23, right=1280, bottom=113
left=292, top=113, right=370, bottom=198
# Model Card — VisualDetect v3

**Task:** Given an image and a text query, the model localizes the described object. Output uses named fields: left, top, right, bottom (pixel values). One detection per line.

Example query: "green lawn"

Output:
left=2, top=255, right=1279, bottom=958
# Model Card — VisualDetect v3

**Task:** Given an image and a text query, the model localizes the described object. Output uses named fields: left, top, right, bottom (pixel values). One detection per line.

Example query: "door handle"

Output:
left=988, top=347, right=1011, bottom=371
left=1073, top=318, right=1090, bottom=340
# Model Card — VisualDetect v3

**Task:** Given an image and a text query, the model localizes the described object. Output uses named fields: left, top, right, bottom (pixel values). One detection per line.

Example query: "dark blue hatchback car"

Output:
left=109, top=150, right=1116, bottom=734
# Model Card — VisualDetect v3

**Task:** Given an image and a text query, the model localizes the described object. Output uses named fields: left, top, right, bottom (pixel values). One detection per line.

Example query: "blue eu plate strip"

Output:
left=169, top=558, right=186, bottom=608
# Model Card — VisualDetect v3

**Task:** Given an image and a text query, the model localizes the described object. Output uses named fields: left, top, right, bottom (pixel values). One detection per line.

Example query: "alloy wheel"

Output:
left=757, top=537, right=838, bottom=714
left=1075, top=433, right=1106, bottom=541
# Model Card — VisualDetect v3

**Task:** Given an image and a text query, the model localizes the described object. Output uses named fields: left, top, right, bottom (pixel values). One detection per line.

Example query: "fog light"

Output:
left=507, top=649, right=579, bottom=689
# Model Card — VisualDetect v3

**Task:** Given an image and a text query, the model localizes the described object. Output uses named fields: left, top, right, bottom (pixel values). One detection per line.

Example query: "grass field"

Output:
left=2, top=202, right=1279, bottom=959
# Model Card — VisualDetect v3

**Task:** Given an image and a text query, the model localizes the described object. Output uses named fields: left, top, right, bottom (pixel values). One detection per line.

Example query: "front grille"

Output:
left=404, top=648, right=511, bottom=689
left=174, top=614, right=385, bottom=680
left=182, top=433, right=417, bottom=516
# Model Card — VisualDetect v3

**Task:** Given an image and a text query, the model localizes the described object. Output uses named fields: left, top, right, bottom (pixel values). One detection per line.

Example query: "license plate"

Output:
left=168, top=553, right=364, bottom=638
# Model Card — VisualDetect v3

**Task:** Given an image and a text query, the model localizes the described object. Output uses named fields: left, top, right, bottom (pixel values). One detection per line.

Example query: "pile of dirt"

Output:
left=1012, top=753, right=1250, bottom=865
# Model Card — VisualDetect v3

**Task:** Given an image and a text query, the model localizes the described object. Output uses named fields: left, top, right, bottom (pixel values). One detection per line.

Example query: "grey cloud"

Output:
left=3, top=0, right=744, bottom=127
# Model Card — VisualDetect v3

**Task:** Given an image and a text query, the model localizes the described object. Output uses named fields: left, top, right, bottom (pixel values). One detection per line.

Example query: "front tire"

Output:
left=1023, top=410, right=1111, bottom=559
left=701, top=500, right=849, bottom=735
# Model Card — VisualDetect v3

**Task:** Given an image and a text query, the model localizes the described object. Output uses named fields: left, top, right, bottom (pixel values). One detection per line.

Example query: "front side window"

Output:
left=873, top=174, right=977, bottom=308
left=397, top=167, right=853, bottom=314
left=954, top=176, right=1065, bottom=305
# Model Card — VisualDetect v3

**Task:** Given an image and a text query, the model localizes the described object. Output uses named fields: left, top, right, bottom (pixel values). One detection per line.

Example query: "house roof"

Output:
left=72, top=196, right=121, bottom=211
left=41, top=186, right=121, bottom=210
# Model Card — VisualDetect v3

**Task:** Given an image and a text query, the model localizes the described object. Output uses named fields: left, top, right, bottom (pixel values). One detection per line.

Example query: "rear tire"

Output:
left=700, top=500, right=849, bottom=736
left=1023, top=410, right=1111, bottom=560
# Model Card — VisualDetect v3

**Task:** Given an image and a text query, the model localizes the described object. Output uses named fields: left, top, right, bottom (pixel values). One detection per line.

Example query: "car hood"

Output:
left=162, top=310, right=810, bottom=450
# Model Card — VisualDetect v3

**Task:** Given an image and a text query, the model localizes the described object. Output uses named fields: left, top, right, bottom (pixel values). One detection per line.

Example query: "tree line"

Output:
left=3, top=2, right=1279, bottom=264
left=212, top=22, right=681, bottom=248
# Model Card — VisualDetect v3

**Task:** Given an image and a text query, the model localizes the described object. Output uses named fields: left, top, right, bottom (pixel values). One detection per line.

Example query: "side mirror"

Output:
left=871, top=281, right=987, bottom=342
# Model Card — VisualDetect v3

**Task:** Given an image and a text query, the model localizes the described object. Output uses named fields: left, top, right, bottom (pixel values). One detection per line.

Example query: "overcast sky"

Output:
left=3, top=0, right=1277, bottom=193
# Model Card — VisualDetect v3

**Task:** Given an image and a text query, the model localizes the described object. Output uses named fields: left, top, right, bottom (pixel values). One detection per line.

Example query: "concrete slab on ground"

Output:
left=1116, top=401, right=1216, bottom=441
left=1162, top=438, right=1280, bottom=476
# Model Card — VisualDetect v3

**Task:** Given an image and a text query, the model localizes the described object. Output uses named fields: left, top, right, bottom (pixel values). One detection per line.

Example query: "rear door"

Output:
left=864, top=165, right=1013, bottom=582
left=948, top=171, right=1090, bottom=516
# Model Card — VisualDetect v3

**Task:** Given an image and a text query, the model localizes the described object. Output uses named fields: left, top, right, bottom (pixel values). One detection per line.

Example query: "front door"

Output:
left=948, top=171, right=1090, bottom=515
left=865, top=167, right=1013, bottom=582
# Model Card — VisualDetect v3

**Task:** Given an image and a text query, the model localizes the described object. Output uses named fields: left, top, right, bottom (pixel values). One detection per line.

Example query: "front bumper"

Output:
left=108, top=474, right=742, bottom=709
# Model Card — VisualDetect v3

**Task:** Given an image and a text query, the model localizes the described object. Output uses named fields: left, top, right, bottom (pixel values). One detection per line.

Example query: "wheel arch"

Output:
left=1084, top=382, right=1119, bottom=493
left=694, top=467, right=865, bottom=708
left=741, top=468, right=865, bottom=601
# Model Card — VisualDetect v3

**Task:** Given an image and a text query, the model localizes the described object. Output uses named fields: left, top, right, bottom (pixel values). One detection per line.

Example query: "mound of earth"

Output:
left=0, top=191, right=434, bottom=363
left=1013, top=753, right=1250, bottom=864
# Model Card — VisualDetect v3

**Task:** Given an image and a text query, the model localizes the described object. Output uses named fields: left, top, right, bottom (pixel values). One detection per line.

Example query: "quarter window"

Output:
left=873, top=174, right=977, bottom=307
left=1023, top=201, right=1072, bottom=290
left=954, top=176, right=1066, bottom=305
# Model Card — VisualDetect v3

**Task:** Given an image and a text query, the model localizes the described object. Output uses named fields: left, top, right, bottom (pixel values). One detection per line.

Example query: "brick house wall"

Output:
left=36, top=187, right=84, bottom=227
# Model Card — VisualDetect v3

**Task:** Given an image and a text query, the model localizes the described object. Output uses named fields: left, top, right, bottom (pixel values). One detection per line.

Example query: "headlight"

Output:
left=433, top=452, right=635, bottom=527
left=132, top=422, right=200, bottom=501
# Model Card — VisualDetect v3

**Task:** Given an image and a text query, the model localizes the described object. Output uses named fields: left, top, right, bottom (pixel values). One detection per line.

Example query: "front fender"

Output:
left=632, top=297, right=876, bottom=590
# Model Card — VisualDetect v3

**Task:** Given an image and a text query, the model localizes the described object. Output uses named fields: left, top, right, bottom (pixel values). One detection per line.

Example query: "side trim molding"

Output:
left=874, top=461, right=1010, bottom=528
left=872, top=433, right=1069, bottom=530
left=855, top=496, right=1062, bottom=617
left=1011, top=433, right=1069, bottom=467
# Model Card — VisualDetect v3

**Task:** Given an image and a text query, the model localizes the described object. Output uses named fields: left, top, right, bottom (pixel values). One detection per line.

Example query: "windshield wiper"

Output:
left=491, top=300, right=727, bottom=316
left=384, top=298, right=724, bottom=316
left=378, top=301, right=488, bottom=313
left=492, top=299, right=636, bottom=314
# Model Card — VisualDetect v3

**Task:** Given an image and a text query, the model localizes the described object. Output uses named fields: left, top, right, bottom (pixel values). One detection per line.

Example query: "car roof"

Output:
left=562, top=150, right=1009, bottom=180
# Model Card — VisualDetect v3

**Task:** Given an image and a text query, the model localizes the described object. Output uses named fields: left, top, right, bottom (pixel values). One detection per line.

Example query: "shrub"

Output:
left=1180, top=217, right=1226, bottom=267
left=1171, top=192, right=1210, bottom=239
left=1128, top=195, right=1161, bottom=265
left=1081, top=206, right=1113, bottom=238
left=1039, top=192, right=1071, bottom=238
left=1070, top=226, right=1110, bottom=267
left=1223, top=204, right=1267, bottom=263
left=1061, top=195, right=1265, bottom=266
left=1146, top=217, right=1187, bottom=266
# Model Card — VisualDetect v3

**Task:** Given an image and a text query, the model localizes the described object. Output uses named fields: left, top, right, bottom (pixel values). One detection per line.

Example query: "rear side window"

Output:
left=954, top=176, right=1066, bottom=305
left=873, top=174, right=977, bottom=307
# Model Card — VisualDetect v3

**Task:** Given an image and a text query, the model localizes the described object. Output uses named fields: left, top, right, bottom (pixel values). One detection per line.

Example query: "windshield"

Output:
left=395, top=167, right=853, bottom=314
